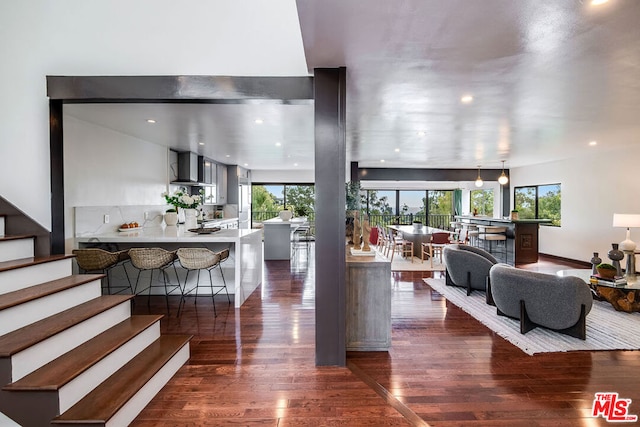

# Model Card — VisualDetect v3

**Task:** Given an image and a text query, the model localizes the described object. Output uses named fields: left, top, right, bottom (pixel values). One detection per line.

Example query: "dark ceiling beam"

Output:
left=358, top=167, right=507, bottom=182
left=47, top=76, right=314, bottom=104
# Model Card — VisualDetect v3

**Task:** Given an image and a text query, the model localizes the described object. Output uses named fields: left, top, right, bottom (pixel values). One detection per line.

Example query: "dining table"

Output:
left=387, top=225, right=450, bottom=259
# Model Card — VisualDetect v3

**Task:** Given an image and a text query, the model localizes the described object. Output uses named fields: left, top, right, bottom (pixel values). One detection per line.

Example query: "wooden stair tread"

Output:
left=52, top=335, right=191, bottom=424
left=0, top=295, right=133, bottom=357
left=4, top=315, right=163, bottom=392
left=0, top=254, right=75, bottom=273
left=0, top=274, right=104, bottom=311
left=0, top=234, right=36, bottom=242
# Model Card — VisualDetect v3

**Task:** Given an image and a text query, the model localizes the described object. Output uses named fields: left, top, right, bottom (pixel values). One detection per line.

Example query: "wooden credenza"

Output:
left=345, top=250, right=391, bottom=351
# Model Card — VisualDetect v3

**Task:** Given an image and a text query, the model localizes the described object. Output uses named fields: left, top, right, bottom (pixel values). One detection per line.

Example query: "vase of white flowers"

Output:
left=162, top=189, right=203, bottom=226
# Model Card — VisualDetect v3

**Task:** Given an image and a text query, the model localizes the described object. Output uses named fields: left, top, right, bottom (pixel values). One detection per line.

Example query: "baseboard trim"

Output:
left=539, top=253, right=591, bottom=268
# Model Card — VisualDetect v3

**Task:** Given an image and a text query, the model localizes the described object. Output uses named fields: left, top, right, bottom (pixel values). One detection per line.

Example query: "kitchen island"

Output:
left=75, top=225, right=262, bottom=307
left=262, top=217, right=308, bottom=260
left=455, top=215, right=552, bottom=264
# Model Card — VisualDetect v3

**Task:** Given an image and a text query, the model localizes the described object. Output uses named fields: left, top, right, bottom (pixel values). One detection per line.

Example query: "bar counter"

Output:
left=455, top=215, right=551, bottom=264
left=75, top=225, right=263, bottom=307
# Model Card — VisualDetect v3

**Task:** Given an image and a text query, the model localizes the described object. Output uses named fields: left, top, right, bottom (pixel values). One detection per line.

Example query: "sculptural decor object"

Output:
left=608, top=243, right=624, bottom=277
left=590, top=252, right=602, bottom=275
left=361, top=214, right=371, bottom=252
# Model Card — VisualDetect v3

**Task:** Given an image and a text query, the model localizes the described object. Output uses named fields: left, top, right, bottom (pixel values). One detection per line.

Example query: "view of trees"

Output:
left=251, top=184, right=315, bottom=219
left=285, top=185, right=315, bottom=217
left=539, top=184, right=561, bottom=226
left=366, top=191, right=393, bottom=215
left=470, top=190, right=494, bottom=216
left=428, top=191, right=453, bottom=215
left=515, top=184, right=561, bottom=226
left=252, top=185, right=282, bottom=213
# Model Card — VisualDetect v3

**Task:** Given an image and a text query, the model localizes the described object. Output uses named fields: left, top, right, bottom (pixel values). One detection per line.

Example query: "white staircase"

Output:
left=0, top=219, right=191, bottom=426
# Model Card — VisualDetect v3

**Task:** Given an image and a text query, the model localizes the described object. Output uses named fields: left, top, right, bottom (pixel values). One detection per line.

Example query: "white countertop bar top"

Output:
left=263, top=217, right=308, bottom=225
left=76, top=225, right=261, bottom=243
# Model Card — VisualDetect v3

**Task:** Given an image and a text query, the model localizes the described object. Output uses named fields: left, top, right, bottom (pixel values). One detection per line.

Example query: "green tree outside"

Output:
left=285, top=185, right=315, bottom=217
left=470, top=190, right=494, bottom=216
left=428, top=191, right=453, bottom=215
left=538, top=184, right=561, bottom=226
left=515, top=187, right=536, bottom=219
left=252, top=185, right=281, bottom=213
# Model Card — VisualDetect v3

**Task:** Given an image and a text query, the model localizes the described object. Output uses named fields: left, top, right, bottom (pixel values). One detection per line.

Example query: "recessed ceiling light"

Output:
left=198, top=141, right=205, bottom=146
left=254, top=119, right=264, bottom=124
left=589, top=140, right=597, bottom=146
left=225, top=154, right=230, bottom=158
left=244, top=163, right=249, bottom=167
left=275, top=142, right=282, bottom=147
left=294, top=163, right=298, bottom=167
left=591, top=0, right=609, bottom=5
left=380, top=159, right=385, bottom=163
left=417, top=131, right=426, bottom=137
left=461, top=95, right=473, bottom=104
left=146, top=119, right=156, bottom=124
left=394, top=148, right=400, bottom=153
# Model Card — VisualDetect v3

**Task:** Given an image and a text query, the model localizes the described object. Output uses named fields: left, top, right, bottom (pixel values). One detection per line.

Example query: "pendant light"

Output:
left=475, top=166, right=483, bottom=187
left=498, top=160, right=509, bottom=185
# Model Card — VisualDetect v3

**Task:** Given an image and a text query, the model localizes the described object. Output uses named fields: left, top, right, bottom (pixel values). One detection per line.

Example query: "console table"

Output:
left=346, top=250, right=391, bottom=351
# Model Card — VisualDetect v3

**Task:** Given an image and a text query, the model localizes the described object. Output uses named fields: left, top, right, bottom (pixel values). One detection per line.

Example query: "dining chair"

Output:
left=429, top=232, right=451, bottom=267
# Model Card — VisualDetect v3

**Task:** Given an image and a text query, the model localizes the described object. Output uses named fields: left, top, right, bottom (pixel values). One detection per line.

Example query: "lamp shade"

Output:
left=613, top=214, right=640, bottom=228
left=613, top=213, right=640, bottom=252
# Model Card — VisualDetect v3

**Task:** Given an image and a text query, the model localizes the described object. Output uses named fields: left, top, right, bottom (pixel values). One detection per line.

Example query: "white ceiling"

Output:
left=65, top=0, right=640, bottom=172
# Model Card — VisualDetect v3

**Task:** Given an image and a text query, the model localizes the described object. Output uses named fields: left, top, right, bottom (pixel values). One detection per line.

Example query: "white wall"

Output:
left=511, top=144, right=640, bottom=263
left=251, top=169, right=314, bottom=183
left=0, top=0, right=308, bottom=229
left=63, top=116, right=169, bottom=251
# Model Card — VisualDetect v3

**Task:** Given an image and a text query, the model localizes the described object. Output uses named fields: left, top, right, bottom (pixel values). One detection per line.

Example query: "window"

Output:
left=399, top=190, right=426, bottom=222
left=514, top=184, right=561, bottom=226
left=251, top=184, right=316, bottom=222
left=470, top=189, right=494, bottom=216
left=427, top=190, right=454, bottom=229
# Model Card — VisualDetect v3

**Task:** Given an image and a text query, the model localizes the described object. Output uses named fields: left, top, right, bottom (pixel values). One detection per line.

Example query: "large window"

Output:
left=470, top=189, right=494, bottom=216
left=251, top=184, right=315, bottom=222
left=399, top=190, right=426, bottom=222
left=362, top=189, right=454, bottom=228
left=514, top=184, right=561, bottom=226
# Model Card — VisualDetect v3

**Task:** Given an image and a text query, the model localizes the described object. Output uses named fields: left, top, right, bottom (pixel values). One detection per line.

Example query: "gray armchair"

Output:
left=489, top=264, right=593, bottom=340
left=442, top=244, right=498, bottom=301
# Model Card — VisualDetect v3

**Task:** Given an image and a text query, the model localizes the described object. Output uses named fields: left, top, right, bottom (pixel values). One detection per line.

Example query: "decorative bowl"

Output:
left=596, top=267, right=617, bottom=279
left=279, top=210, right=292, bottom=221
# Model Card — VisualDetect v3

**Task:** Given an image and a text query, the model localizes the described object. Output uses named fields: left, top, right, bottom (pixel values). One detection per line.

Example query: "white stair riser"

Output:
left=0, top=280, right=102, bottom=336
left=0, top=411, right=19, bottom=426
left=10, top=301, right=131, bottom=382
left=0, top=239, right=34, bottom=263
left=58, top=322, right=161, bottom=413
left=106, top=343, right=190, bottom=427
left=0, top=217, right=4, bottom=237
left=0, top=259, right=73, bottom=295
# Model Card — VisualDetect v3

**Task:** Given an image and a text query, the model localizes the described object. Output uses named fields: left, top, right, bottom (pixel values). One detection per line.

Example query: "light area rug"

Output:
left=424, top=277, right=640, bottom=355
left=373, top=247, right=446, bottom=272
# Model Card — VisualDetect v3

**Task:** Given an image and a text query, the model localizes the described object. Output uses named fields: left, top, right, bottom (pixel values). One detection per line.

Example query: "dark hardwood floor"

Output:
left=132, top=247, right=640, bottom=426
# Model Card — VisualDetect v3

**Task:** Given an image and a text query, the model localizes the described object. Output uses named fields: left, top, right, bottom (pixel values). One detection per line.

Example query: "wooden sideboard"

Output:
left=345, top=250, right=391, bottom=351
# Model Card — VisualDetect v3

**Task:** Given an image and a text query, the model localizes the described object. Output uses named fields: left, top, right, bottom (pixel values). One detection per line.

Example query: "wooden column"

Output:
left=314, top=67, right=347, bottom=366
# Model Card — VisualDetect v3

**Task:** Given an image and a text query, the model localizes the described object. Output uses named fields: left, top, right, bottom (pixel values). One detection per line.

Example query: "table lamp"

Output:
left=613, top=213, right=640, bottom=280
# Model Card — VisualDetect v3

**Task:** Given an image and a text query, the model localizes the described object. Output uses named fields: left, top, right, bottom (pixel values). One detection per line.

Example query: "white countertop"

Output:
left=263, top=217, right=308, bottom=225
left=76, top=225, right=261, bottom=243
